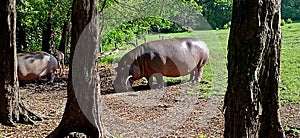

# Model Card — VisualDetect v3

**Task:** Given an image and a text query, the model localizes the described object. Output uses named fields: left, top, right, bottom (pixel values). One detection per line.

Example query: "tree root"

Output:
left=47, top=125, right=113, bottom=138
left=16, top=101, right=52, bottom=125
left=65, top=132, right=113, bottom=138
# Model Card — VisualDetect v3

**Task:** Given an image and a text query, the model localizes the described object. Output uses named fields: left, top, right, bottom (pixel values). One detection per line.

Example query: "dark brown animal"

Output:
left=17, top=51, right=58, bottom=83
left=113, top=37, right=210, bottom=92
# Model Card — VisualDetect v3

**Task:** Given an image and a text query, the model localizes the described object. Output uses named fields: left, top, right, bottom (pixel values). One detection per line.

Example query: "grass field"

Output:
left=280, top=22, right=300, bottom=103
left=101, top=22, right=300, bottom=103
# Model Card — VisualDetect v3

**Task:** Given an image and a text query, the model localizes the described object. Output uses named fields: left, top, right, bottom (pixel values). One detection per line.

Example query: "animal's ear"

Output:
left=130, top=64, right=141, bottom=76
left=124, top=65, right=131, bottom=73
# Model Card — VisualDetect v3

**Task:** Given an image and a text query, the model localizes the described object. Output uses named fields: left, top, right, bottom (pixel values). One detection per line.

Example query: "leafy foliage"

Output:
left=282, top=0, right=300, bottom=21
left=15, top=0, right=300, bottom=54
left=182, top=0, right=233, bottom=29
left=102, top=17, right=187, bottom=48
left=100, top=0, right=207, bottom=50
left=16, top=0, right=72, bottom=52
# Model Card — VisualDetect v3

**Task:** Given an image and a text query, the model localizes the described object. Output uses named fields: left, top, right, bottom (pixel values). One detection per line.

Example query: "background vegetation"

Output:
left=102, top=22, right=300, bottom=103
left=15, top=0, right=299, bottom=103
left=16, top=0, right=299, bottom=53
left=17, top=0, right=71, bottom=52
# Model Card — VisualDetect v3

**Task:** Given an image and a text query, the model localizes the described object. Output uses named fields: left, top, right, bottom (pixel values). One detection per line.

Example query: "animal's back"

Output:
left=120, top=38, right=209, bottom=77
left=17, top=51, right=58, bottom=81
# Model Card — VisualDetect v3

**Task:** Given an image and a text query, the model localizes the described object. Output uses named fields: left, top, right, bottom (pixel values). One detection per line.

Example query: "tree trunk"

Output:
left=42, top=14, right=54, bottom=54
left=16, top=17, right=27, bottom=53
left=0, top=0, right=45, bottom=126
left=224, top=0, right=285, bottom=137
left=59, top=20, right=71, bottom=56
left=47, top=0, right=110, bottom=137
left=0, top=0, right=19, bottom=126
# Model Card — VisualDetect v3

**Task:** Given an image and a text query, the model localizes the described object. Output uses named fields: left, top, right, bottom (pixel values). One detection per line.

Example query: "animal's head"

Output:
left=113, top=64, right=140, bottom=92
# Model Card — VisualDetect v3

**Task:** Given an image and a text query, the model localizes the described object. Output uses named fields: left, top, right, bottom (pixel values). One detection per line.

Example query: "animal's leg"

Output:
left=59, top=58, right=65, bottom=77
left=189, top=68, right=198, bottom=83
left=58, top=64, right=61, bottom=77
left=56, top=61, right=61, bottom=77
left=147, top=76, right=153, bottom=89
left=154, top=73, right=164, bottom=88
left=197, top=66, right=204, bottom=83
left=59, top=64, right=63, bottom=76
left=190, top=65, right=204, bottom=83
left=61, top=58, right=65, bottom=76
left=46, top=72, right=55, bottom=84
left=19, top=80, right=26, bottom=87
left=147, top=73, right=164, bottom=89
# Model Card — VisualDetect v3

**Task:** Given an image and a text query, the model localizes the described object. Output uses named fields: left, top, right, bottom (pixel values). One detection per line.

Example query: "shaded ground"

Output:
left=0, top=65, right=299, bottom=137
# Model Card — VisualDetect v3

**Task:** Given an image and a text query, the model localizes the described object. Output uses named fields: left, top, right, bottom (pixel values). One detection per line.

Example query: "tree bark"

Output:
left=42, top=14, right=54, bottom=54
left=16, top=17, right=27, bottom=53
left=0, top=0, right=45, bottom=126
left=224, top=0, right=285, bottom=137
left=0, top=0, right=19, bottom=126
left=58, top=20, right=71, bottom=56
left=47, top=0, right=110, bottom=137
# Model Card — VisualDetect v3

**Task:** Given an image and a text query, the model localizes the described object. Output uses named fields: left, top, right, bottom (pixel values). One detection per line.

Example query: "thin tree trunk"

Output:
left=59, top=20, right=71, bottom=56
left=42, top=14, right=54, bottom=54
left=0, top=0, right=45, bottom=126
left=47, top=0, right=110, bottom=137
left=16, top=17, right=27, bottom=53
left=224, top=0, right=285, bottom=137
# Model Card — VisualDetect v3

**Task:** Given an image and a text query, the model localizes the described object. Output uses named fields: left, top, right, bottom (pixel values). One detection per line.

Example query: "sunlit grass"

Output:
left=280, top=22, right=300, bottom=103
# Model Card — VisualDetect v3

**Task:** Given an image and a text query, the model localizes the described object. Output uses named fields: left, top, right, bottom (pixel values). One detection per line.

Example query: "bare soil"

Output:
left=0, top=65, right=299, bottom=138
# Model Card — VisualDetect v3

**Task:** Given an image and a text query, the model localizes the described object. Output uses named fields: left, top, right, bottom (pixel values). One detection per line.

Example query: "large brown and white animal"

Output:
left=113, top=37, right=210, bottom=92
left=17, top=51, right=58, bottom=83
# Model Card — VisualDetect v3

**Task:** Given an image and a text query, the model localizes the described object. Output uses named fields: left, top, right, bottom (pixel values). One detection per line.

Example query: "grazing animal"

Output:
left=17, top=51, right=58, bottom=83
left=53, top=50, right=65, bottom=76
left=113, top=37, right=210, bottom=92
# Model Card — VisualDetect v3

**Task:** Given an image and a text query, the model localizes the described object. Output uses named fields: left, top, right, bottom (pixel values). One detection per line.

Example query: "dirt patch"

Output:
left=0, top=66, right=299, bottom=138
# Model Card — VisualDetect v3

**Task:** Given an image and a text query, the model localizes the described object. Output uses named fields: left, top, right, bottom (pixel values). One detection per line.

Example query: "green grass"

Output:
left=280, top=22, right=300, bottom=103
left=146, top=30, right=228, bottom=96
left=284, top=125, right=300, bottom=134
left=101, top=22, right=300, bottom=103
left=197, top=134, right=207, bottom=138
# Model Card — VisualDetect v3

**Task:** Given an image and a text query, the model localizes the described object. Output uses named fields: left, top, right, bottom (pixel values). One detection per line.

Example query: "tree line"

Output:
left=16, top=0, right=299, bottom=55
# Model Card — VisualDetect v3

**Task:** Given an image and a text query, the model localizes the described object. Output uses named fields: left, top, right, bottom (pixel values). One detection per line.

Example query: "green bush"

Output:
left=286, top=18, right=293, bottom=24
left=99, top=55, right=118, bottom=65
left=281, top=19, right=286, bottom=26
left=223, top=21, right=231, bottom=29
left=102, top=17, right=188, bottom=52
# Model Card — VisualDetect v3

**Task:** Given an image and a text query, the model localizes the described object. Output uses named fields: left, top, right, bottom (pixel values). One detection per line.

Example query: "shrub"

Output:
left=99, top=55, right=117, bottom=65
left=223, top=21, right=231, bottom=29
left=281, top=19, right=285, bottom=26
left=102, top=17, right=189, bottom=52
left=287, top=18, right=293, bottom=24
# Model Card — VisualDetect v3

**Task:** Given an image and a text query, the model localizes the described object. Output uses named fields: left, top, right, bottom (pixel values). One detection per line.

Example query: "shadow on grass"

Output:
left=101, top=80, right=183, bottom=95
